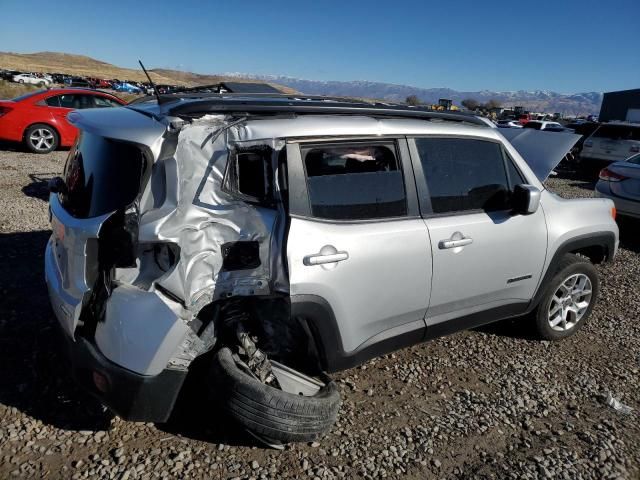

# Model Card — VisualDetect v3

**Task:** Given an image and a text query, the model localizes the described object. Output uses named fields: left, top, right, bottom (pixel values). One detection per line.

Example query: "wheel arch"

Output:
left=23, top=121, right=61, bottom=143
left=528, top=231, right=615, bottom=312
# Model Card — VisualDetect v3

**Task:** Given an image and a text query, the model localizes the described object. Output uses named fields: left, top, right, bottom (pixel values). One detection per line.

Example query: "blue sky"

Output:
left=1, top=0, right=639, bottom=93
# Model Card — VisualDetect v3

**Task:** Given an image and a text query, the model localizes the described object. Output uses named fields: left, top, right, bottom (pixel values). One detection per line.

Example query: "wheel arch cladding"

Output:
left=529, top=231, right=615, bottom=311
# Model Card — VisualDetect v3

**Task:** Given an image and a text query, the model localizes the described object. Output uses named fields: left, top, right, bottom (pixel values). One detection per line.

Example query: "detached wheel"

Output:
left=24, top=124, right=59, bottom=154
left=211, top=347, right=341, bottom=443
left=533, top=254, right=599, bottom=340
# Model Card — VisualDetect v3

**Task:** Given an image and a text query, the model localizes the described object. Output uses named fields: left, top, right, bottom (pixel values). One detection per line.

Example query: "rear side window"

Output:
left=415, top=138, right=516, bottom=214
left=60, top=132, right=147, bottom=218
left=45, top=96, right=61, bottom=107
left=593, top=125, right=640, bottom=140
left=302, top=142, right=407, bottom=220
left=524, top=122, right=542, bottom=130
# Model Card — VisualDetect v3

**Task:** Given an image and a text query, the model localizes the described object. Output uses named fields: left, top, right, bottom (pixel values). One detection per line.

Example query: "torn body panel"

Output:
left=66, top=114, right=290, bottom=375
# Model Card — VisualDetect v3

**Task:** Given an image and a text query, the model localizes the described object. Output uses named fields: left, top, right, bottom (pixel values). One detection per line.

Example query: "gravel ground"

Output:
left=0, top=148, right=638, bottom=479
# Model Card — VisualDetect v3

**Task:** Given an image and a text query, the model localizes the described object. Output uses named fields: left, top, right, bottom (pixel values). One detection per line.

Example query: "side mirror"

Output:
left=512, top=184, right=541, bottom=215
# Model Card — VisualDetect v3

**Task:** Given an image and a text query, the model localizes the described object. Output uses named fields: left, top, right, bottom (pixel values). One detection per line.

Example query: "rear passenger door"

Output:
left=409, top=136, right=547, bottom=330
left=286, top=139, right=432, bottom=358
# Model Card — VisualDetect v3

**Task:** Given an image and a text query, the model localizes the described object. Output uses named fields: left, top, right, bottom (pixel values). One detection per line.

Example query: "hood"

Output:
left=499, top=128, right=582, bottom=181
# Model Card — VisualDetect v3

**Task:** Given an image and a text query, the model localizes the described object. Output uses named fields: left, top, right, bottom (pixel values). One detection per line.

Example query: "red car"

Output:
left=0, top=88, right=126, bottom=153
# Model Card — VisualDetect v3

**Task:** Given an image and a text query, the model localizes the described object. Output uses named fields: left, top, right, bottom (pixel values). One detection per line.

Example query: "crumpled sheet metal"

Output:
left=138, top=115, right=288, bottom=314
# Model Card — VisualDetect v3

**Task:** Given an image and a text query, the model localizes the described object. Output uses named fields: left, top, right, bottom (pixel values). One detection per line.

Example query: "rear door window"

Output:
left=414, top=138, right=517, bottom=214
left=301, top=141, right=407, bottom=220
left=60, top=132, right=147, bottom=218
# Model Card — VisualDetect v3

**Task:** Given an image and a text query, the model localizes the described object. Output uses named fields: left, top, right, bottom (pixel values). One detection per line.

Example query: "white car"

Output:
left=496, top=120, right=523, bottom=128
left=523, top=121, right=567, bottom=132
left=12, top=73, right=52, bottom=87
left=580, top=122, right=640, bottom=165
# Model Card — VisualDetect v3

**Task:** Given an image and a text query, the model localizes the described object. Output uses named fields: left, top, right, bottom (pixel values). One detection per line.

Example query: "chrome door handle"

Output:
left=439, top=237, right=473, bottom=249
left=304, top=251, right=349, bottom=266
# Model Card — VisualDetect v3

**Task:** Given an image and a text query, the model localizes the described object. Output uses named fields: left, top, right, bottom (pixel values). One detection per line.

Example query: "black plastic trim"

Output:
left=61, top=333, right=186, bottom=422
left=528, top=231, right=616, bottom=311
left=291, top=294, right=530, bottom=373
left=424, top=302, right=529, bottom=340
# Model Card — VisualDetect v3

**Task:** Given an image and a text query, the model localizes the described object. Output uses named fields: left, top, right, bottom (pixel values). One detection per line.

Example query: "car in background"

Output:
left=64, top=77, right=93, bottom=88
left=580, top=123, right=640, bottom=166
left=113, top=82, right=142, bottom=94
left=12, top=73, right=52, bottom=87
left=496, top=120, right=523, bottom=128
left=1, top=70, right=22, bottom=81
left=523, top=121, right=567, bottom=132
left=595, top=154, right=640, bottom=218
left=0, top=88, right=126, bottom=153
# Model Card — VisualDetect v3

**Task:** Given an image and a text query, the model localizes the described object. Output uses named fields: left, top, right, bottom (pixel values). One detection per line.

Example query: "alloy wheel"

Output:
left=547, top=273, right=593, bottom=331
left=29, top=129, right=55, bottom=152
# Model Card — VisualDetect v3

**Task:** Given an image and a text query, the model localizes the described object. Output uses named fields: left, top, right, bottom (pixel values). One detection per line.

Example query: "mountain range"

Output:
left=0, top=51, right=602, bottom=115
left=224, top=74, right=603, bottom=115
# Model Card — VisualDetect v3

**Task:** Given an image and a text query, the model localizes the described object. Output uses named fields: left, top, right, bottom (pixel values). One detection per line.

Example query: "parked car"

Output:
left=523, top=121, right=567, bottom=132
left=12, top=73, right=52, bottom=87
left=112, top=82, right=142, bottom=94
left=0, top=70, right=22, bottom=81
left=64, top=77, right=93, bottom=88
left=0, top=88, right=126, bottom=153
left=580, top=122, right=640, bottom=165
left=44, top=96, right=619, bottom=444
left=595, top=153, right=640, bottom=218
left=496, top=120, right=523, bottom=128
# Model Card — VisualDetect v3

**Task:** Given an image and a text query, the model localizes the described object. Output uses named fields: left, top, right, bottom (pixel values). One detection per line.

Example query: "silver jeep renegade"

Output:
left=45, top=92, right=619, bottom=444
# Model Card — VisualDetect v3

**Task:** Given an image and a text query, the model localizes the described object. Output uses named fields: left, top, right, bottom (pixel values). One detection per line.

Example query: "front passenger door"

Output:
left=410, top=136, right=547, bottom=329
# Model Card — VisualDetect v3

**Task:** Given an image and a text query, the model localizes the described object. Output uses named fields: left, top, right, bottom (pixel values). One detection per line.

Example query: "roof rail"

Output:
left=163, top=95, right=487, bottom=126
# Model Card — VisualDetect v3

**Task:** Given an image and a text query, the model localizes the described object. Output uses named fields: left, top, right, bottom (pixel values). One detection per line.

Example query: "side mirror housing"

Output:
left=512, top=184, right=541, bottom=215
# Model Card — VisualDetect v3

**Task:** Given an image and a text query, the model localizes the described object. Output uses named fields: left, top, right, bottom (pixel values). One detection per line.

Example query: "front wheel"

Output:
left=533, top=254, right=599, bottom=340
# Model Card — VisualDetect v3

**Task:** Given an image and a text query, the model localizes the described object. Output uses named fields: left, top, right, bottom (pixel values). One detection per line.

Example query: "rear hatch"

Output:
left=587, top=124, right=640, bottom=162
left=46, top=131, right=150, bottom=337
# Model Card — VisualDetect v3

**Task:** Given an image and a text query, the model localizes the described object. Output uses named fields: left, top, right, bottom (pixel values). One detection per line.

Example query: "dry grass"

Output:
left=0, top=80, right=39, bottom=100
left=0, top=51, right=294, bottom=93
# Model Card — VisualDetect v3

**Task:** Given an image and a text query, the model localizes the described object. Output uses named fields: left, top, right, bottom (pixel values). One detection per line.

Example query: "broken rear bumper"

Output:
left=59, top=330, right=187, bottom=423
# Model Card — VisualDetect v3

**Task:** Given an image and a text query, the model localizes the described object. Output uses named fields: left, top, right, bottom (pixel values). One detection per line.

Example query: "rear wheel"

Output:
left=24, top=124, right=59, bottom=154
left=533, top=254, right=599, bottom=340
left=211, top=347, right=341, bottom=444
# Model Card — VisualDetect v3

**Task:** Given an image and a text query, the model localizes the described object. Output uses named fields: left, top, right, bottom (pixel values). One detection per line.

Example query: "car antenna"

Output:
left=138, top=60, right=163, bottom=104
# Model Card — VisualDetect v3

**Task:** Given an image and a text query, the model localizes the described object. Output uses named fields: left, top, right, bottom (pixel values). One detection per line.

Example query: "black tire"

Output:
left=211, top=347, right=341, bottom=443
left=24, top=124, right=59, bottom=154
left=532, top=254, right=599, bottom=340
